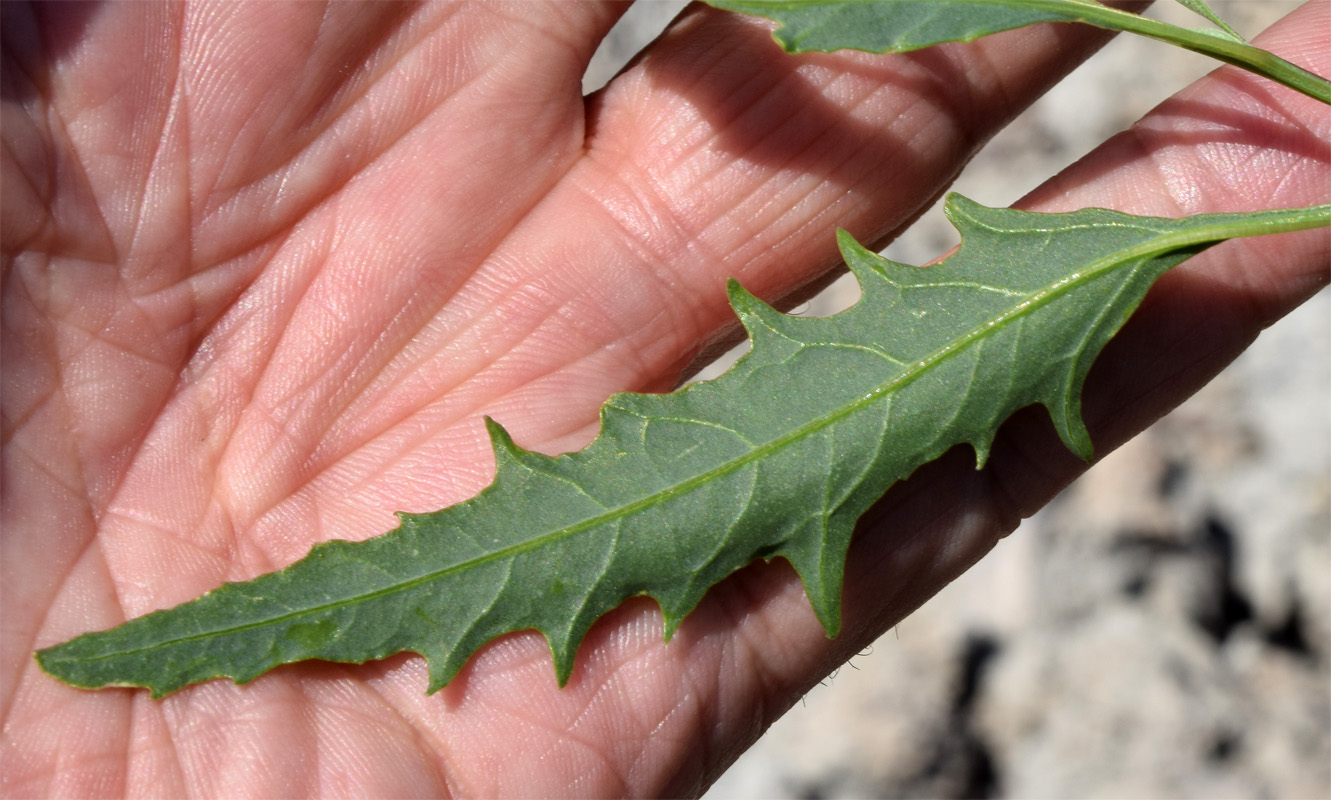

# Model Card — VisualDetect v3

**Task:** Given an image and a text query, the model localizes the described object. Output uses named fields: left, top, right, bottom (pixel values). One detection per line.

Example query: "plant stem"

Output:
left=1171, top=203, right=1331, bottom=241
left=1065, top=1, right=1331, bottom=105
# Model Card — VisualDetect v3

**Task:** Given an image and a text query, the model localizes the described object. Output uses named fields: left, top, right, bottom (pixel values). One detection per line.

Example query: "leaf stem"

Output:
left=1064, top=1, right=1331, bottom=104
left=1158, top=202, right=1331, bottom=241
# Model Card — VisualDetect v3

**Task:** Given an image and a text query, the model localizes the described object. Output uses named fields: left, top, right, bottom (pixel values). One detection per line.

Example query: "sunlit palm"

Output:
left=3, top=2, right=1326, bottom=796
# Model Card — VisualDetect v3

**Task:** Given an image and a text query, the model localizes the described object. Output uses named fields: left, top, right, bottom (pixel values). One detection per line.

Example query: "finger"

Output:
left=210, top=4, right=1144, bottom=573
left=706, top=0, right=1330, bottom=789
left=438, top=2, right=1150, bottom=457
left=418, top=4, right=1327, bottom=796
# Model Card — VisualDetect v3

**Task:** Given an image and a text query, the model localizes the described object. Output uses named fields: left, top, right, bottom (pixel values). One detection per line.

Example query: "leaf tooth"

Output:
left=835, top=228, right=924, bottom=312
left=484, top=415, right=523, bottom=469
left=726, top=279, right=797, bottom=344
left=967, top=436, right=993, bottom=470
left=547, top=626, right=580, bottom=687
left=483, top=415, right=562, bottom=478
left=424, top=647, right=464, bottom=694
left=780, top=514, right=855, bottom=637
left=835, top=228, right=884, bottom=279
left=942, top=192, right=986, bottom=230
left=1041, top=389, right=1094, bottom=462
left=659, top=602, right=687, bottom=642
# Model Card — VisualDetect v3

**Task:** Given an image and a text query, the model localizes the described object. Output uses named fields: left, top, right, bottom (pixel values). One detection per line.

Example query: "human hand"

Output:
left=3, top=1, right=1327, bottom=796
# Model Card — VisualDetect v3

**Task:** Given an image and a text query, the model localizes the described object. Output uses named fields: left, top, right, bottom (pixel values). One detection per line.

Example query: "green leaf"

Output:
left=706, top=0, right=1331, bottom=104
left=707, top=0, right=1092, bottom=53
left=35, top=198, right=1330, bottom=698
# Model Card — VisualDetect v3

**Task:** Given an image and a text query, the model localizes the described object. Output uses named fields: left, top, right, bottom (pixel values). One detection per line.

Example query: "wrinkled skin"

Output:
left=2, top=1, right=1327, bottom=796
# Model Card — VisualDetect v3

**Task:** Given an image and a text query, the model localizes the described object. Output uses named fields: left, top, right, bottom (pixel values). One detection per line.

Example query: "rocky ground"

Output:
left=586, top=3, right=1328, bottom=798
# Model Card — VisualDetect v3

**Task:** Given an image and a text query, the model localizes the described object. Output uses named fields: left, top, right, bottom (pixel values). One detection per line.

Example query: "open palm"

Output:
left=3, top=1, right=1327, bottom=796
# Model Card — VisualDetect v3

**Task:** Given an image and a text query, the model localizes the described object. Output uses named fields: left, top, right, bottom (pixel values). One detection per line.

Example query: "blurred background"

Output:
left=583, top=2, right=1328, bottom=798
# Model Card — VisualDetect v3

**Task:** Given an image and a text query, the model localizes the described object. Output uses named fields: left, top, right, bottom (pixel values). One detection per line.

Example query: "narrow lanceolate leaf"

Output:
left=36, top=198, right=1330, bottom=698
left=1171, top=0, right=1244, bottom=43
left=706, top=0, right=1331, bottom=104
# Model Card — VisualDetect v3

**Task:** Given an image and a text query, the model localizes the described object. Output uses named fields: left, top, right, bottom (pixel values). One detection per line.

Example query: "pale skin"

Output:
left=2, top=1, right=1327, bottom=796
